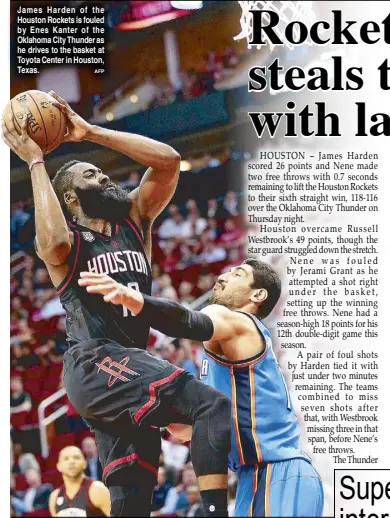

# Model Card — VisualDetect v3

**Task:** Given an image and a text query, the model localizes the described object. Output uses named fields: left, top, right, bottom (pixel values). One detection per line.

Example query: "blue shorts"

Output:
left=234, top=458, right=324, bottom=517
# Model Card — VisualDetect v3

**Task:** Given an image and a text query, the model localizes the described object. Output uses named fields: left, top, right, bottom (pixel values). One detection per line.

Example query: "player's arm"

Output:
left=48, top=488, right=60, bottom=517
left=51, top=91, right=180, bottom=223
left=1, top=115, right=71, bottom=266
left=78, top=273, right=253, bottom=346
left=88, top=481, right=111, bottom=517
left=10, top=395, right=32, bottom=414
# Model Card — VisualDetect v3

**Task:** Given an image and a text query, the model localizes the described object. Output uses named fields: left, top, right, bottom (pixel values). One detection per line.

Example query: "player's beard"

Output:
left=76, top=183, right=130, bottom=221
left=210, top=285, right=248, bottom=311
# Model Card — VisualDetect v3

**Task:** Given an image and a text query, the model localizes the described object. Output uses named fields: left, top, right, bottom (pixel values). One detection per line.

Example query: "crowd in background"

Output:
left=10, top=164, right=244, bottom=516
left=147, top=47, right=241, bottom=109
left=91, top=46, right=245, bottom=120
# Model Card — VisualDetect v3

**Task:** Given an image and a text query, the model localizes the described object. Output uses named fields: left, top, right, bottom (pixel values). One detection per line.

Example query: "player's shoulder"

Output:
left=201, top=304, right=256, bottom=328
left=50, top=487, right=61, bottom=496
left=201, top=304, right=232, bottom=317
left=49, top=487, right=61, bottom=503
left=89, top=480, right=106, bottom=490
left=88, top=480, right=109, bottom=497
left=88, top=480, right=110, bottom=509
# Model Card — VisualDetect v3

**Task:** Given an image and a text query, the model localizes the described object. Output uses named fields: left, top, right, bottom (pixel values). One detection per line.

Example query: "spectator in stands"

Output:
left=11, top=441, right=40, bottom=475
left=13, top=344, right=41, bottom=371
left=158, top=342, right=175, bottom=364
left=195, top=272, right=215, bottom=297
left=10, top=377, right=32, bottom=414
left=119, top=171, right=140, bottom=191
left=10, top=297, right=29, bottom=323
left=223, top=191, right=239, bottom=216
left=218, top=219, right=245, bottom=248
left=178, top=281, right=195, bottom=306
left=81, top=437, right=102, bottom=481
left=175, top=339, right=198, bottom=377
left=33, top=268, right=52, bottom=293
left=15, top=319, right=34, bottom=345
left=207, top=198, right=218, bottom=218
left=11, top=468, right=53, bottom=514
left=184, top=485, right=204, bottom=517
left=10, top=201, right=31, bottom=241
left=151, top=466, right=173, bottom=513
left=183, top=200, right=207, bottom=237
left=155, top=274, right=178, bottom=301
left=18, top=277, right=34, bottom=300
left=198, top=242, right=227, bottom=264
left=161, top=435, right=189, bottom=473
left=158, top=204, right=186, bottom=240
left=151, top=263, right=163, bottom=296
left=161, top=238, right=179, bottom=272
left=205, top=218, right=220, bottom=241
left=159, top=466, right=198, bottom=515
left=176, top=244, right=197, bottom=270
left=207, top=198, right=230, bottom=220
left=39, top=290, right=66, bottom=320
left=223, top=248, right=245, bottom=272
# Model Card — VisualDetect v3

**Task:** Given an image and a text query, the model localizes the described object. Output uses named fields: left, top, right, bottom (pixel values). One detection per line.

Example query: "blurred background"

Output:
left=10, top=1, right=331, bottom=516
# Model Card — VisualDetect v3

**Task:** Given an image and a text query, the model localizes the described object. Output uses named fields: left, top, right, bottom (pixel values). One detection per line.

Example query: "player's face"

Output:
left=57, top=447, right=87, bottom=479
left=69, top=162, right=130, bottom=220
left=210, top=264, right=256, bottom=310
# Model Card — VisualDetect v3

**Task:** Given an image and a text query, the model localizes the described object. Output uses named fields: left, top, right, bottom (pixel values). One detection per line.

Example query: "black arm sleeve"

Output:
left=138, top=295, right=214, bottom=342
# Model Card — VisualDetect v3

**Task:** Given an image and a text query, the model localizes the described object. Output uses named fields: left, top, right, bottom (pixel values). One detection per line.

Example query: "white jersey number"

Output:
left=200, top=359, right=209, bottom=378
left=123, top=282, right=140, bottom=317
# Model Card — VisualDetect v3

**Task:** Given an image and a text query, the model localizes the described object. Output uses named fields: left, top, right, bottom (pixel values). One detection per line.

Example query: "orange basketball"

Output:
left=3, top=90, right=67, bottom=154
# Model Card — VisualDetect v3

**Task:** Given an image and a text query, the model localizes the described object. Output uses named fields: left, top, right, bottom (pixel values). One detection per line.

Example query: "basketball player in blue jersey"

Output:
left=2, top=96, right=232, bottom=517
left=78, top=259, right=324, bottom=517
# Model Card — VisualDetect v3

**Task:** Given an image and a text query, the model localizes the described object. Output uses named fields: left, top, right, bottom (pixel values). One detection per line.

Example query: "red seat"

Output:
left=24, top=509, right=51, bottom=517
left=23, top=377, right=43, bottom=397
left=76, top=429, right=95, bottom=446
left=42, top=375, right=62, bottom=392
left=47, top=363, right=63, bottom=378
left=14, top=473, right=28, bottom=491
left=43, top=454, right=60, bottom=471
left=25, top=364, right=46, bottom=379
left=10, top=411, right=30, bottom=428
left=41, top=469, right=62, bottom=487
left=50, top=432, right=76, bottom=452
left=26, top=407, right=39, bottom=425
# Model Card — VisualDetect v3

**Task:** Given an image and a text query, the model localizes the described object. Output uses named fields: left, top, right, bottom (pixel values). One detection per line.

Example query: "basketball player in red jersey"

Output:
left=3, top=95, right=231, bottom=517
left=49, top=446, right=110, bottom=517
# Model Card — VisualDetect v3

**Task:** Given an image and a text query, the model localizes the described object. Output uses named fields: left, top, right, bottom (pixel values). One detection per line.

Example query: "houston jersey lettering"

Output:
left=200, top=312, right=310, bottom=471
left=57, top=217, right=152, bottom=349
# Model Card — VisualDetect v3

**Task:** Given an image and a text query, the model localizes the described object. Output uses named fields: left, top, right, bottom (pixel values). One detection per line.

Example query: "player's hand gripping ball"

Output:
left=2, top=90, right=67, bottom=154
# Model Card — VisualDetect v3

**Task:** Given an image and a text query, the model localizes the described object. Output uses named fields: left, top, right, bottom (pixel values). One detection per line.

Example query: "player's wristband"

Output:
left=29, top=158, right=45, bottom=172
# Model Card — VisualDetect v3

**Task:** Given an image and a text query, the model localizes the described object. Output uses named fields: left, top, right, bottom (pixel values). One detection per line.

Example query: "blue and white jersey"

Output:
left=200, top=312, right=310, bottom=472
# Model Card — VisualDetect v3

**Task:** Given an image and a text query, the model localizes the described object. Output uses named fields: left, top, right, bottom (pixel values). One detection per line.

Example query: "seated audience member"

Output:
left=11, top=441, right=40, bottom=475
left=10, top=377, right=32, bottom=414
left=198, top=242, right=227, bottom=264
left=11, top=468, right=53, bottom=514
left=223, top=191, right=239, bottom=216
left=177, top=245, right=197, bottom=270
left=218, top=219, right=245, bottom=248
left=184, top=485, right=204, bottom=517
left=161, top=435, right=189, bottom=472
left=159, top=466, right=199, bottom=515
left=152, top=466, right=173, bottom=512
left=81, top=437, right=103, bottom=481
